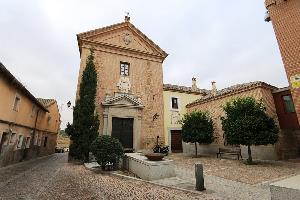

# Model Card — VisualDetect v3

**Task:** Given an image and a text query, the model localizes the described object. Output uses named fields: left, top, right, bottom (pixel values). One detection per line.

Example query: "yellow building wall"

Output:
left=0, top=73, right=60, bottom=166
left=163, top=90, right=202, bottom=145
left=0, top=77, right=38, bottom=128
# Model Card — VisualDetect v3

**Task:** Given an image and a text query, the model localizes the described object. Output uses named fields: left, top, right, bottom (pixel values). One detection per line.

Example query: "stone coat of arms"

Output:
left=117, top=76, right=131, bottom=93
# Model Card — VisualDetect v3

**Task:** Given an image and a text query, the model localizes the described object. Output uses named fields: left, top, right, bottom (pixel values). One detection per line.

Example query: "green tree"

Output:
left=181, top=111, right=214, bottom=157
left=221, top=97, right=278, bottom=164
left=66, top=49, right=99, bottom=162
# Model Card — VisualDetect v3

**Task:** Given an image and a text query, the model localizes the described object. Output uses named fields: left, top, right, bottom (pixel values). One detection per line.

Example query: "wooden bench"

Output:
left=216, top=147, right=242, bottom=160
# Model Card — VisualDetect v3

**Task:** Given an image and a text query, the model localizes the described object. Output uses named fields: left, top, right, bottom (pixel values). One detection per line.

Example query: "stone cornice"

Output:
left=265, top=0, right=276, bottom=8
left=265, top=0, right=288, bottom=8
left=77, top=21, right=168, bottom=59
left=81, top=41, right=165, bottom=63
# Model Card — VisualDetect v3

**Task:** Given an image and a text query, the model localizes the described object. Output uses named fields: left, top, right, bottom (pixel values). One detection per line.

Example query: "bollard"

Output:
left=195, top=163, right=205, bottom=191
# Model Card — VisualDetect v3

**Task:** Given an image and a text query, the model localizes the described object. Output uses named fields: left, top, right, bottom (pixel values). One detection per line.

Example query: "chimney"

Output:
left=211, top=81, right=217, bottom=96
left=125, top=15, right=130, bottom=22
left=191, top=77, right=198, bottom=92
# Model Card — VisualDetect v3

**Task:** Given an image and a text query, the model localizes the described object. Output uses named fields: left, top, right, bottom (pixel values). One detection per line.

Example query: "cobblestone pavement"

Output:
left=0, top=153, right=220, bottom=200
left=167, top=154, right=300, bottom=185
left=152, top=167, right=271, bottom=200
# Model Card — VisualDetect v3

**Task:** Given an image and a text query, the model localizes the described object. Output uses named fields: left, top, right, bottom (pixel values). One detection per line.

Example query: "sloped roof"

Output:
left=37, top=98, right=56, bottom=108
left=0, top=62, right=48, bottom=112
left=186, top=81, right=277, bottom=108
left=77, top=20, right=168, bottom=59
left=163, top=84, right=208, bottom=95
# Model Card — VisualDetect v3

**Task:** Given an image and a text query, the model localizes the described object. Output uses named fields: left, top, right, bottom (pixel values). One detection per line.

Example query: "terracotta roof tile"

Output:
left=37, top=98, right=56, bottom=108
left=186, top=81, right=277, bottom=107
left=163, top=84, right=208, bottom=95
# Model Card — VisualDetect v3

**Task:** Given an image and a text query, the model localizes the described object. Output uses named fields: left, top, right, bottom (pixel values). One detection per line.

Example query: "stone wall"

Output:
left=185, top=86, right=282, bottom=160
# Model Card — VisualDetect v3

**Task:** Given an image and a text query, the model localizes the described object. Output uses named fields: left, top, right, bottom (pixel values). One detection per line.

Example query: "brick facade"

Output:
left=76, top=18, right=167, bottom=149
left=265, top=0, right=300, bottom=125
left=185, top=82, right=300, bottom=160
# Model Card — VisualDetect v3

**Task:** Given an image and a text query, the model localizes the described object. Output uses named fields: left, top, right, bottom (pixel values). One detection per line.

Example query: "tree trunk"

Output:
left=195, top=142, right=198, bottom=157
left=247, top=145, right=252, bottom=164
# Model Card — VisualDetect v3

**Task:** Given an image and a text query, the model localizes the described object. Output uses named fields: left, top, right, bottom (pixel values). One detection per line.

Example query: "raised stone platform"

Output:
left=270, top=174, right=300, bottom=200
left=124, top=153, right=175, bottom=181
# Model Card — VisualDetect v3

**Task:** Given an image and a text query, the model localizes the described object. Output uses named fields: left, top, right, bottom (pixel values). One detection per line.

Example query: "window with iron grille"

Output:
left=120, top=62, right=129, bottom=76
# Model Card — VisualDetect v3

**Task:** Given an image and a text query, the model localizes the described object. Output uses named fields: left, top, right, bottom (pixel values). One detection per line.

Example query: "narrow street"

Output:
left=0, top=153, right=219, bottom=200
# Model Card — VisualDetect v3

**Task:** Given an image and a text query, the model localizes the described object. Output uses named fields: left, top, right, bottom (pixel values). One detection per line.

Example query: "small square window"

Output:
left=13, top=95, right=21, bottom=111
left=171, top=97, right=179, bottom=109
left=120, top=62, right=129, bottom=76
left=283, top=95, right=296, bottom=113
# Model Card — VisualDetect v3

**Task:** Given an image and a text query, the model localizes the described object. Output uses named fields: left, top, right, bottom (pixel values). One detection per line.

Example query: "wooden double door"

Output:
left=111, top=117, right=134, bottom=149
left=171, top=130, right=183, bottom=153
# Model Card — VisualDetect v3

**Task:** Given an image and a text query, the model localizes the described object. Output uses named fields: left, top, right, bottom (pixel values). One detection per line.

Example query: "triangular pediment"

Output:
left=77, top=22, right=167, bottom=58
left=102, top=94, right=144, bottom=108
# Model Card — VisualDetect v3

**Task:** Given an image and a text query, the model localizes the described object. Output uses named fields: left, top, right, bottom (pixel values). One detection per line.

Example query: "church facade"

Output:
left=76, top=16, right=168, bottom=150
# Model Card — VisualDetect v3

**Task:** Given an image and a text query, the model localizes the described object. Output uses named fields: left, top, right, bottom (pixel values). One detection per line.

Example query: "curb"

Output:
left=109, top=170, right=208, bottom=196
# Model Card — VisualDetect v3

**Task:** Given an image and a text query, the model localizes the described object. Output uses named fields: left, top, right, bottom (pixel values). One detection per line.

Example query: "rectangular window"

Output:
left=38, top=133, right=42, bottom=146
left=13, top=95, right=21, bottom=111
left=1, top=132, right=9, bottom=146
left=283, top=95, right=296, bottom=113
left=17, top=135, right=24, bottom=149
left=171, top=97, right=179, bottom=109
left=10, top=133, right=17, bottom=144
left=120, top=62, right=129, bottom=76
left=34, top=132, right=38, bottom=145
left=43, top=136, right=48, bottom=147
left=26, top=137, right=31, bottom=148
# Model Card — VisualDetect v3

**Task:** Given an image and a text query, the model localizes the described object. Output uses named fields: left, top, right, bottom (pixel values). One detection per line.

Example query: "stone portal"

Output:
left=102, top=93, right=144, bottom=150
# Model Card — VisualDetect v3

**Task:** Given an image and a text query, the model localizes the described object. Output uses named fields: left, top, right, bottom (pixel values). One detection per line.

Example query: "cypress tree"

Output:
left=67, top=49, right=99, bottom=162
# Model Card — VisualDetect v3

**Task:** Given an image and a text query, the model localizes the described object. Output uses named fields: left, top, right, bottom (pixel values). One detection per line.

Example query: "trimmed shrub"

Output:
left=91, top=135, right=124, bottom=170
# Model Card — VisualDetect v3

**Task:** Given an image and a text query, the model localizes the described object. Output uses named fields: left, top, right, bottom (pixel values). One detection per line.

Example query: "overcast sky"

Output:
left=0, top=0, right=287, bottom=129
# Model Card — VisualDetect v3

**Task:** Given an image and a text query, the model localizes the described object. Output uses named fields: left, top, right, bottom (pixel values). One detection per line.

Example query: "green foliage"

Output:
left=59, top=130, right=68, bottom=137
left=221, top=97, right=279, bottom=163
left=91, top=135, right=124, bottom=170
left=66, top=49, right=100, bottom=162
left=69, top=143, right=83, bottom=160
left=181, top=111, right=214, bottom=156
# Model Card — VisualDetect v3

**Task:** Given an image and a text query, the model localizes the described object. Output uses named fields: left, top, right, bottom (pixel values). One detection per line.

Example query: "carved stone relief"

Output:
left=171, top=111, right=181, bottom=124
left=117, top=76, right=131, bottom=93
